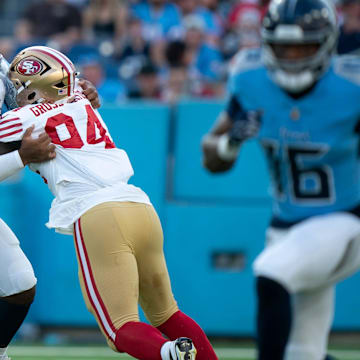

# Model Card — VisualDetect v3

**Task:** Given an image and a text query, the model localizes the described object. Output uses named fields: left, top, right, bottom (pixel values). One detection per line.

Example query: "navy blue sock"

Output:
left=256, top=276, right=292, bottom=360
left=324, top=356, right=337, bottom=360
left=0, top=298, right=31, bottom=347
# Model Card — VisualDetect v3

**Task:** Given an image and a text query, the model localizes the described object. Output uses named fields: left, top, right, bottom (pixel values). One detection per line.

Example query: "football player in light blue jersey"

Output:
left=0, top=54, right=99, bottom=360
left=202, top=0, right=360, bottom=359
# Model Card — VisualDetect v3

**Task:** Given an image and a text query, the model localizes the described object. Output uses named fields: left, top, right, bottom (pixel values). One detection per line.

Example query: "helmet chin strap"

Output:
left=272, top=69, right=315, bottom=94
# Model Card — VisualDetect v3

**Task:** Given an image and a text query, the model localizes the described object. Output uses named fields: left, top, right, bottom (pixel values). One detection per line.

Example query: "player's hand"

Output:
left=19, top=126, right=56, bottom=165
left=78, top=79, right=100, bottom=109
left=228, top=110, right=262, bottom=146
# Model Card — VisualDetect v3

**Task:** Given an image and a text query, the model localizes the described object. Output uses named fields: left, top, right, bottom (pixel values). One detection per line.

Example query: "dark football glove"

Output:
left=228, top=110, right=262, bottom=146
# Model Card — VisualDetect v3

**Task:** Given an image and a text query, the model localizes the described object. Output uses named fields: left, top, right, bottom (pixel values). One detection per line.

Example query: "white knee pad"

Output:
left=8, top=260, right=37, bottom=296
left=0, top=219, right=37, bottom=296
left=253, top=248, right=293, bottom=292
left=254, top=213, right=360, bottom=293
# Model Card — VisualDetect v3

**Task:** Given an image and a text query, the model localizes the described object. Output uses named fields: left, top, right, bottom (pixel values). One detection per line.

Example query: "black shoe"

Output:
left=324, top=355, right=337, bottom=360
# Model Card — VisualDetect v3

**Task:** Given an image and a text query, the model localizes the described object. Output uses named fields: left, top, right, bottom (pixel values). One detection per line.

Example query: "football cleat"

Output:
left=172, top=337, right=197, bottom=360
left=324, top=355, right=338, bottom=360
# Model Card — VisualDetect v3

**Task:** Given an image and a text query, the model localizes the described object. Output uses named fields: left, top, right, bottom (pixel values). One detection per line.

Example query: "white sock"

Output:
left=160, top=341, right=175, bottom=360
left=0, top=347, right=8, bottom=358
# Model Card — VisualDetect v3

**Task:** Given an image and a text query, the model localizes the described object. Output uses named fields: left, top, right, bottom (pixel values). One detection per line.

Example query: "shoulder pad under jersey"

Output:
left=0, top=54, right=18, bottom=110
left=333, top=55, right=360, bottom=87
left=228, top=48, right=263, bottom=77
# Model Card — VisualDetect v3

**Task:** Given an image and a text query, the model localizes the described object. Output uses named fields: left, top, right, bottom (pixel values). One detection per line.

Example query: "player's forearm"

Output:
left=201, top=134, right=240, bottom=173
left=0, top=151, right=24, bottom=181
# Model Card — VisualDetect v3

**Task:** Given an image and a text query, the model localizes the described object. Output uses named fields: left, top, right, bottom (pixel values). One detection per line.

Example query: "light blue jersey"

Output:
left=228, top=48, right=360, bottom=224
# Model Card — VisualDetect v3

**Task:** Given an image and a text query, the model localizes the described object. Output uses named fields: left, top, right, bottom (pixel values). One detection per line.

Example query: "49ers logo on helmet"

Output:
left=17, top=58, right=43, bottom=76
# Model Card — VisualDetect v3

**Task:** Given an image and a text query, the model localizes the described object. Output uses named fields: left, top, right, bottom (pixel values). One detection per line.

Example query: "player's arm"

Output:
left=202, top=111, right=236, bottom=172
left=0, top=126, right=56, bottom=181
left=202, top=96, right=261, bottom=173
left=0, top=146, right=24, bottom=181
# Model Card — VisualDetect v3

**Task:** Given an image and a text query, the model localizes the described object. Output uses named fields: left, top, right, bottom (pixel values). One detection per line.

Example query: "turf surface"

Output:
left=7, top=344, right=360, bottom=360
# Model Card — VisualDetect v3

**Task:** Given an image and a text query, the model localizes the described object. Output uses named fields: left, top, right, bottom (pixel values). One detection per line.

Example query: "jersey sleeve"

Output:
left=224, top=94, right=247, bottom=123
left=225, top=48, right=263, bottom=122
left=0, top=109, right=29, bottom=142
left=333, top=55, right=360, bottom=86
left=225, top=66, right=248, bottom=123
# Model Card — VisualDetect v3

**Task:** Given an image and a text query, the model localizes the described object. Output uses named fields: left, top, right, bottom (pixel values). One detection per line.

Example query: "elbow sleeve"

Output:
left=0, top=151, right=24, bottom=181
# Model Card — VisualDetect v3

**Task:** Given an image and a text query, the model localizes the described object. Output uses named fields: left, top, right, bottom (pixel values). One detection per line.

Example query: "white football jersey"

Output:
left=0, top=94, right=150, bottom=234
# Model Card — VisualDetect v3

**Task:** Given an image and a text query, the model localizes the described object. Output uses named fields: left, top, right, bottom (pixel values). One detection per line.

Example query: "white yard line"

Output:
left=8, top=345, right=360, bottom=359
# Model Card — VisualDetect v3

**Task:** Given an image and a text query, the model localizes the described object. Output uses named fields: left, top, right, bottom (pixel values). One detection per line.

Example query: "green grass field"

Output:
left=7, top=344, right=360, bottom=360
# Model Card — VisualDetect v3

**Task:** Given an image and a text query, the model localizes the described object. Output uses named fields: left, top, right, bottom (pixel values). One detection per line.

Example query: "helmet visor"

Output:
left=269, top=43, right=320, bottom=62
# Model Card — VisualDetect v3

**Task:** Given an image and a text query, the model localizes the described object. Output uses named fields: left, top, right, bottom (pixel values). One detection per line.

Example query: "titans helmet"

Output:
left=261, top=0, right=338, bottom=93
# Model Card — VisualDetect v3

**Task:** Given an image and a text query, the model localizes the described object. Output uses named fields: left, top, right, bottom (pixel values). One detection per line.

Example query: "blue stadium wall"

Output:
left=1, top=101, right=360, bottom=336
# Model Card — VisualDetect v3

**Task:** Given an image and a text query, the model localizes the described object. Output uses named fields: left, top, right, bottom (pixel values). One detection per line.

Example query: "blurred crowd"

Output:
left=0, top=0, right=359, bottom=103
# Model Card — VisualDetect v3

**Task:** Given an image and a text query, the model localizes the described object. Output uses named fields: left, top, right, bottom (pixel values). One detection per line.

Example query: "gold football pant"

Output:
left=73, top=202, right=179, bottom=350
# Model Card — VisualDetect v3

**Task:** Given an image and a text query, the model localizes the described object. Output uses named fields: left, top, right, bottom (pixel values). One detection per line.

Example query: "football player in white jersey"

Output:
left=0, top=46, right=218, bottom=360
left=0, top=52, right=100, bottom=360
left=0, top=62, right=56, bottom=360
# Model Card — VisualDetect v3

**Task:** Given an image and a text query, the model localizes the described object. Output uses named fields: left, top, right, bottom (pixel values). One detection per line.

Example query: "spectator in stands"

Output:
left=83, top=0, right=127, bottom=41
left=235, top=5, right=261, bottom=49
left=164, top=37, right=222, bottom=100
left=176, top=0, right=223, bottom=43
left=15, top=0, right=82, bottom=51
left=66, top=0, right=89, bottom=8
left=222, top=1, right=262, bottom=59
left=337, top=0, right=360, bottom=54
left=0, top=38, right=13, bottom=61
left=229, top=1, right=261, bottom=46
left=128, top=61, right=162, bottom=99
left=165, top=40, right=190, bottom=67
left=163, top=40, right=191, bottom=102
left=131, top=0, right=181, bottom=42
left=200, top=0, right=224, bottom=39
left=115, top=16, right=151, bottom=81
left=162, top=65, right=189, bottom=103
left=183, top=14, right=223, bottom=83
left=79, top=55, right=126, bottom=103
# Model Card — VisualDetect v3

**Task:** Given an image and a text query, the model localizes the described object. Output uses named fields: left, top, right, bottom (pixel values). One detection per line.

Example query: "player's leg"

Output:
left=133, top=204, right=217, bottom=360
left=285, top=286, right=334, bottom=360
left=255, top=275, right=291, bottom=360
left=74, top=204, right=167, bottom=359
left=254, top=227, right=291, bottom=360
left=74, top=202, right=195, bottom=360
left=0, top=219, right=37, bottom=359
left=253, top=212, right=360, bottom=360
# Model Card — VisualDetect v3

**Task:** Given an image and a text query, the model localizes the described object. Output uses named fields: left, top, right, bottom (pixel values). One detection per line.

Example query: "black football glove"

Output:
left=228, top=110, right=262, bottom=146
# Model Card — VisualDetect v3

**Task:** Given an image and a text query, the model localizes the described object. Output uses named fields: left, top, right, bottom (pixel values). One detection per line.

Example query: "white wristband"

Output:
left=0, top=150, right=24, bottom=182
left=216, top=134, right=240, bottom=161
